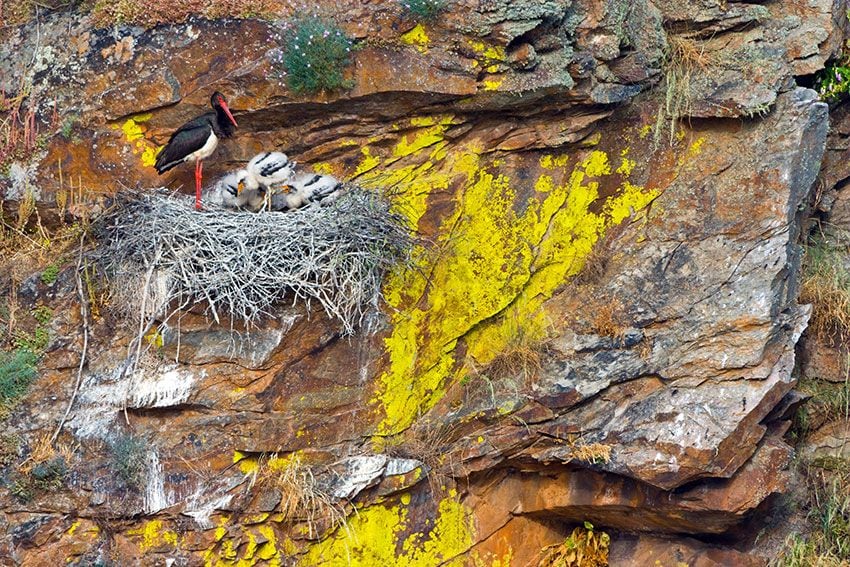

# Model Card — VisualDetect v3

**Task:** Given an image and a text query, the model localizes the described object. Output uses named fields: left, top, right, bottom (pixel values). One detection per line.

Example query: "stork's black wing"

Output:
left=154, top=112, right=215, bottom=174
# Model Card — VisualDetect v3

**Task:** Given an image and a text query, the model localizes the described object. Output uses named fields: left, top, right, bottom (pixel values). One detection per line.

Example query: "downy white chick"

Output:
left=206, top=170, right=252, bottom=209
left=268, top=171, right=343, bottom=212
left=245, top=151, right=296, bottom=191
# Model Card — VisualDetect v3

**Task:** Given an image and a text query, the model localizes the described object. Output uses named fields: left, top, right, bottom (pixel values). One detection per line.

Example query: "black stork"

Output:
left=154, top=91, right=239, bottom=210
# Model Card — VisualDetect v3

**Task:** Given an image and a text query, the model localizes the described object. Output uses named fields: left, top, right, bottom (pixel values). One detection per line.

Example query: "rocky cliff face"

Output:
left=0, top=0, right=842, bottom=565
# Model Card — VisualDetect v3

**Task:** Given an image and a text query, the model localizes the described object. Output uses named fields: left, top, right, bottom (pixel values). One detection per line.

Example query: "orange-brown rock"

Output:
left=0, top=0, right=843, bottom=565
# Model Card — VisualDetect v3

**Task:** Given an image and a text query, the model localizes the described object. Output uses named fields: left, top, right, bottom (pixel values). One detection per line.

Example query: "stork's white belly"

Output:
left=192, top=131, right=219, bottom=161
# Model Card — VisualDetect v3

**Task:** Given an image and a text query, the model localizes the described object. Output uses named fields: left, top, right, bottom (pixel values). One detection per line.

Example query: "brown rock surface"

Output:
left=0, top=0, right=841, bottom=564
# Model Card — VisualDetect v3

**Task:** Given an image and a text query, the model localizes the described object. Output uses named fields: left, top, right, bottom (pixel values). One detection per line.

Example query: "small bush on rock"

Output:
left=281, top=17, right=353, bottom=95
left=0, top=349, right=38, bottom=414
left=109, top=434, right=147, bottom=489
left=400, top=0, right=446, bottom=20
left=816, top=62, right=850, bottom=103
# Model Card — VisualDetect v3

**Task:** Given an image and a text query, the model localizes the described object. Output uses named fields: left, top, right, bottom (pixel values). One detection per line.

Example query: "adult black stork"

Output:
left=154, top=92, right=238, bottom=210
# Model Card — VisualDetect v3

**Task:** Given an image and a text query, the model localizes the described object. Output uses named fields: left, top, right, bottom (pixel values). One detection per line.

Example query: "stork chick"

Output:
left=269, top=172, right=343, bottom=212
left=206, top=170, right=251, bottom=209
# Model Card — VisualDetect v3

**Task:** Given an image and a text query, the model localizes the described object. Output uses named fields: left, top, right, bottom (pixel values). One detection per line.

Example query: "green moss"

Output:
left=280, top=17, right=353, bottom=95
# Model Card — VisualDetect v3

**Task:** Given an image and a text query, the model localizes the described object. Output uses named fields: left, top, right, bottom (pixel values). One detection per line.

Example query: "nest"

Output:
left=92, top=186, right=413, bottom=335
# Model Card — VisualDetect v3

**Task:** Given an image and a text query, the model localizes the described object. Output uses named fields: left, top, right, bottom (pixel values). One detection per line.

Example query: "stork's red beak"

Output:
left=220, top=99, right=238, bottom=128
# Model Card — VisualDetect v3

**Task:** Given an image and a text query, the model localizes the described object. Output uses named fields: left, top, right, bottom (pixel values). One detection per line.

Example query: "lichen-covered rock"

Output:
left=0, top=0, right=841, bottom=564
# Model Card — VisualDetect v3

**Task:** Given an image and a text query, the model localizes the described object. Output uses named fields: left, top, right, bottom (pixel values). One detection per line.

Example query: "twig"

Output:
left=52, top=232, right=88, bottom=443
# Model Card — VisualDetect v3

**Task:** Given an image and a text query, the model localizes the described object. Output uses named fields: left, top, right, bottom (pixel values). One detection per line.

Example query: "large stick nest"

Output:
left=92, top=186, right=413, bottom=334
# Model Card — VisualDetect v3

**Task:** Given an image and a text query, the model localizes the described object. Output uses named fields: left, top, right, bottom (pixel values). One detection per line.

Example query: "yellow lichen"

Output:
left=616, top=149, right=636, bottom=176
left=233, top=450, right=259, bottom=475
left=141, top=145, right=160, bottom=167
left=369, top=144, right=660, bottom=435
left=204, top=519, right=282, bottom=567
left=302, top=490, right=473, bottom=566
left=467, top=40, right=505, bottom=63
left=393, top=117, right=454, bottom=158
left=540, top=154, right=569, bottom=169
left=482, top=79, right=504, bottom=91
left=127, top=519, right=179, bottom=552
left=121, top=114, right=151, bottom=142
left=689, top=137, right=706, bottom=157
left=401, top=24, right=430, bottom=53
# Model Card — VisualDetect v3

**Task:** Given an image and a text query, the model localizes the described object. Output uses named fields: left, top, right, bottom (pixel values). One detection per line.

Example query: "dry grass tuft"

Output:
left=93, top=187, right=412, bottom=335
left=384, top=418, right=462, bottom=495
left=800, top=231, right=850, bottom=344
left=19, top=432, right=75, bottom=474
left=590, top=296, right=629, bottom=339
left=88, top=0, right=284, bottom=28
left=538, top=522, right=611, bottom=567
left=254, top=453, right=346, bottom=538
left=655, top=34, right=719, bottom=145
left=570, top=441, right=612, bottom=465
left=466, top=308, right=552, bottom=389
left=773, top=478, right=850, bottom=566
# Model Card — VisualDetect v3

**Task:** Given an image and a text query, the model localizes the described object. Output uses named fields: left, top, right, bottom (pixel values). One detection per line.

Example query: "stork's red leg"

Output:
left=195, top=160, right=203, bottom=210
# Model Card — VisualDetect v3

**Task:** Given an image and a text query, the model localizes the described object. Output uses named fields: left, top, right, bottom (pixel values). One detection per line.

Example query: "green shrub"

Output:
left=816, top=63, right=850, bottom=103
left=0, top=349, right=38, bottom=410
left=281, top=17, right=353, bottom=95
left=400, top=0, right=446, bottom=20
left=108, top=434, right=147, bottom=488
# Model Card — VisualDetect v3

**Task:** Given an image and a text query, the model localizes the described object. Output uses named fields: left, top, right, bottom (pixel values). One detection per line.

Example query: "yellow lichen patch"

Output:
left=371, top=145, right=661, bottom=435
left=312, top=162, right=335, bottom=175
left=233, top=450, right=259, bottom=475
left=467, top=39, right=506, bottom=63
left=141, top=145, right=161, bottom=167
left=302, top=490, right=473, bottom=566
left=689, top=137, right=706, bottom=157
left=535, top=174, right=555, bottom=193
left=638, top=124, right=652, bottom=139
left=393, top=117, right=454, bottom=159
left=120, top=113, right=160, bottom=166
left=581, top=132, right=602, bottom=147
left=127, top=519, right=179, bottom=552
left=256, top=525, right=280, bottom=562
left=374, top=148, right=552, bottom=435
left=401, top=24, right=430, bottom=53
left=482, top=78, right=503, bottom=91
left=121, top=113, right=151, bottom=142
left=354, top=146, right=381, bottom=177
left=357, top=155, right=448, bottom=231
left=67, top=521, right=80, bottom=536
left=203, top=520, right=282, bottom=567
left=540, top=154, right=569, bottom=170
left=616, top=149, right=636, bottom=176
